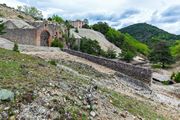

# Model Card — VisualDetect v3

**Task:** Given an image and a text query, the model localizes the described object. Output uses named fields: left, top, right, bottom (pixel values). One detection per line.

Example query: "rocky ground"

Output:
left=0, top=37, right=180, bottom=120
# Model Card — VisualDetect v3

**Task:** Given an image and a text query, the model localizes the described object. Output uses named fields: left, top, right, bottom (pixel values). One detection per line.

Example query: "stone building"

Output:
left=69, top=20, right=85, bottom=29
left=0, top=18, right=64, bottom=46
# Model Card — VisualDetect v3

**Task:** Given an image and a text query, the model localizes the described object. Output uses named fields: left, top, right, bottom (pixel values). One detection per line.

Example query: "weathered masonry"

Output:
left=63, top=49, right=152, bottom=85
left=0, top=18, right=65, bottom=46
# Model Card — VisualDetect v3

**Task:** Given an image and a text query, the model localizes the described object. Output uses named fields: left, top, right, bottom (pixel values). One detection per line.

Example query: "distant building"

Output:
left=0, top=18, right=64, bottom=46
left=69, top=20, right=85, bottom=29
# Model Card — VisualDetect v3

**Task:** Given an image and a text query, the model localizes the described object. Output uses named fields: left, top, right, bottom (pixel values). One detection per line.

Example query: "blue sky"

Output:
left=1, top=0, right=180, bottom=34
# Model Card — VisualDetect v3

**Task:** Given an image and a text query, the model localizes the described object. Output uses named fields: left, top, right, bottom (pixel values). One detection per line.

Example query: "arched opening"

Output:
left=40, top=30, right=50, bottom=46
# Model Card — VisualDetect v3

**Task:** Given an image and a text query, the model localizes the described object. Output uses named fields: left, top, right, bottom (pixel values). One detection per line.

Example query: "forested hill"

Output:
left=119, top=23, right=180, bottom=43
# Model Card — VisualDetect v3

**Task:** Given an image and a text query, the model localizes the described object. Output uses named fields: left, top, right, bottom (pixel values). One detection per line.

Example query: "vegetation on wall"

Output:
left=51, top=38, right=64, bottom=49
left=17, top=5, right=43, bottom=20
left=51, top=15, right=64, bottom=24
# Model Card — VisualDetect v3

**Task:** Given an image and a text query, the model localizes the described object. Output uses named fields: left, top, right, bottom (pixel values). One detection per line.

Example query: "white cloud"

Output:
left=1, top=0, right=180, bottom=34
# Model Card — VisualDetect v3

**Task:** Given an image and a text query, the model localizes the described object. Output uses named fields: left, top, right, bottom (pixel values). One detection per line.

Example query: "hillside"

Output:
left=119, top=23, right=180, bottom=44
left=70, top=28, right=122, bottom=53
left=0, top=4, right=34, bottom=21
left=0, top=37, right=179, bottom=119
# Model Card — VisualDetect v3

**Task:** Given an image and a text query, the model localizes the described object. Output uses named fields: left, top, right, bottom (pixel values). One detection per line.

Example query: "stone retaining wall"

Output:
left=63, top=49, right=152, bottom=85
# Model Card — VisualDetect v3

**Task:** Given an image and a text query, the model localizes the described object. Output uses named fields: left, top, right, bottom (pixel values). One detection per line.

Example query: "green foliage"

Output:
left=52, top=15, right=64, bottom=24
left=171, top=72, right=180, bottom=83
left=80, top=37, right=102, bottom=56
left=17, top=15, right=24, bottom=19
left=149, top=41, right=175, bottom=68
left=92, top=22, right=109, bottom=35
left=124, top=33, right=150, bottom=56
left=13, top=42, right=19, bottom=52
left=18, top=5, right=43, bottom=19
left=104, top=48, right=117, bottom=59
left=92, top=23, right=149, bottom=56
left=75, top=28, right=79, bottom=33
left=48, top=60, right=57, bottom=66
left=82, top=24, right=90, bottom=29
left=0, top=20, right=5, bottom=35
left=170, top=40, right=180, bottom=60
left=120, top=50, right=135, bottom=62
left=119, top=23, right=180, bottom=45
left=51, top=38, right=64, bottom=49
left=105, top=28, right=124, bottom=47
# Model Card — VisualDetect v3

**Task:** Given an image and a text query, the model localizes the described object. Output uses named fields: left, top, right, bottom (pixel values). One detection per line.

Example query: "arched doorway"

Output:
left=40, top=30, right=50, bottom=46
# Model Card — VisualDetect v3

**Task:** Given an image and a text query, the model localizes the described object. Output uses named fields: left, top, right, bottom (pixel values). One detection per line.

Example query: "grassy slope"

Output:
left=124, top=33, right=150, bottom=55
left=0, top=48, right=168, bottom=119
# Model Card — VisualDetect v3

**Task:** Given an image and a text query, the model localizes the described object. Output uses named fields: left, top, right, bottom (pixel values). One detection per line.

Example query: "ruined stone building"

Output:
left=0, top=18, right=65, bottom=46
left=69, top=20, right=85, bottom=29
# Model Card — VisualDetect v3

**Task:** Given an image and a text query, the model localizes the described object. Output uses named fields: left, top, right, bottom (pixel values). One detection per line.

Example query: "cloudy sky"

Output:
left=1, top=0, right=180, bottom=34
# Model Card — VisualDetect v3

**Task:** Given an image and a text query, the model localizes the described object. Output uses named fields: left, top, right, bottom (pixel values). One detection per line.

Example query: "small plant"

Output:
left=75, top=28, right=79, bottom=33
left=105, top=48, right=117, bottom=59
left=17, top=15, right=24, bottom=19
left=13, top=42, right=19, bottom=52
left=171, top=72, right=180, bottom=83
left=48, top=60, right=57, bottom=66
left=51, top=38, right=64, bottom=49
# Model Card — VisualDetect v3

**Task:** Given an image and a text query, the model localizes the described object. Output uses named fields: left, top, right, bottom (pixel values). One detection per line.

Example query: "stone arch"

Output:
left=40, top=30, right=50, bottom=46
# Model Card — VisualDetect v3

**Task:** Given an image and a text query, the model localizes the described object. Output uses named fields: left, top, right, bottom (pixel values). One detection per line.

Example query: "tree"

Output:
left=18, top=5, right=43, bottom=19
left=149, top=41, right=174, bottom=68
left=13, top=42, right=19, bottom=52
left=52, top=15, right=64, bottom=24
left=92, top=22, right=109, bottom=35
left=80, top=37, right=102, bottom=56
left=0, top=21, right=5, bottom=35
left=120, top=50, right=135, bottom=63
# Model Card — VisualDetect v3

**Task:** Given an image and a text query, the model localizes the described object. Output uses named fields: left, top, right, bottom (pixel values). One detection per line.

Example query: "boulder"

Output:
left=0, top=89, right=14, bottom=101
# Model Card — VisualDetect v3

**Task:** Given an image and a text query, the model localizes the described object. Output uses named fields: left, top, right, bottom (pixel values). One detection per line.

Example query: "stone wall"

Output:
left=63, top=49, right=152, bottom=85
left=2, top=29, right=37, bottom=45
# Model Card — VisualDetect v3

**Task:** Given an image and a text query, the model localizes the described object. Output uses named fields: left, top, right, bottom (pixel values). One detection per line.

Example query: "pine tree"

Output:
left=149, top=41, right=174, bottom=68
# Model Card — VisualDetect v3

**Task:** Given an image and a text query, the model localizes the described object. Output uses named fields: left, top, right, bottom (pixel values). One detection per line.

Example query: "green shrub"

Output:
left=75, top=28, right=79, bottom=33
left=80, top=37, right=101, bottom=56
left=120, top=50, right=135, bottom=62
left=51, top=38, right=64, bottom=48
left=13, top=42, right=19, bottom=52
left=105, top=48, right=117, bottom=59
left=48, top=60, right=57, bottom=66
left=17, top=15, right=24, bottom=19
left=171, top=72, right=180, bottom=83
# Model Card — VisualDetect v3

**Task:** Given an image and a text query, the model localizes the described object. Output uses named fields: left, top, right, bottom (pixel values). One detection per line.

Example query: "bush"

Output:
left=51, top=38, right=64, bottom=48
left=75, top=28, right=79, bottom=33
left=17, top=15, right=24, bottom=19
left=120, top=50, right=135, bottom=62
left=105, top=48, right=117, bottom=59
left=13, top=42, right=19, bottom=52
left=80, top=37, right=101, bottom=56
left=171, top=72, right=180, bottom=83
left=48, top=60, right=57, bottom=66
